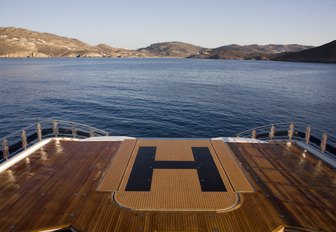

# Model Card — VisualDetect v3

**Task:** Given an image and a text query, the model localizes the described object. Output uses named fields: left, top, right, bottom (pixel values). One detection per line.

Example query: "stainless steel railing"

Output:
left=0, top=120, right=109, bottom=163
left=236, top=122, right=336, bottom=157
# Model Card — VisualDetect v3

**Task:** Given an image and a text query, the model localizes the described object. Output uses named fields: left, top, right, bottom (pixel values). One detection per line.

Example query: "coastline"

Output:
left=0, top=56, right=335, bottom=64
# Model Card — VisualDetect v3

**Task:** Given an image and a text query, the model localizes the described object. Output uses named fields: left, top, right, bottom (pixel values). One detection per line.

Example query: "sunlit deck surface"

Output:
left=0, top=139, right=335, bottom=231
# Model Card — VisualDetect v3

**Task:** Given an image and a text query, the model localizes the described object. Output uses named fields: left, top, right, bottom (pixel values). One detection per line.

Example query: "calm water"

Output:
left=0, top=58, right=335, bottom=138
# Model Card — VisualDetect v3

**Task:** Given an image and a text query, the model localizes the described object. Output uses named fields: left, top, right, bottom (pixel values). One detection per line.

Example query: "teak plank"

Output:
left=0, top=139, right=334, bottom=231
left=97, top=139, right=137, bottom=191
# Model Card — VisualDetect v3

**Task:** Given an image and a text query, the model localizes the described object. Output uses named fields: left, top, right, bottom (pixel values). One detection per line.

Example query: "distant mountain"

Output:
left=0, top=27, right=147, bottom=58
left=217, top=44, right=313, bottom=54
left=137, top=41, right=206, bottom=58
left=188, top=44, right=313, bottom=60
left=0, top=27, right=95, bottom=57
left=272, top=40, right=336, bottom=63
left=93, top=44, right=146, bottom=58
left=137, top=42, right=308, bottom=60
left=1, top=26, right=332, bottom=63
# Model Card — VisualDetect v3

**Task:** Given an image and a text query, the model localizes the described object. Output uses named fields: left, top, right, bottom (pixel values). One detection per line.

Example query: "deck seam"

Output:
left=116, top=139, right=138, bottom=191
left=209, top=140, right=235, bottom=191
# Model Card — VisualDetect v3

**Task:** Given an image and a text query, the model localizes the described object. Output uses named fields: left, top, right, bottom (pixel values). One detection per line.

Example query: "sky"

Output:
left=0, top=0, right=335, bottom=49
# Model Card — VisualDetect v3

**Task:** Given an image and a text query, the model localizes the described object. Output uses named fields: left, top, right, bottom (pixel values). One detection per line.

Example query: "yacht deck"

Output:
left=0, top=139, right=335, bottom=231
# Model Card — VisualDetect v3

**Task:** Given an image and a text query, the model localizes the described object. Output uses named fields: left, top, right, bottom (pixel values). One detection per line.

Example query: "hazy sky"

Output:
left=0, top=0, right=335, bottom=49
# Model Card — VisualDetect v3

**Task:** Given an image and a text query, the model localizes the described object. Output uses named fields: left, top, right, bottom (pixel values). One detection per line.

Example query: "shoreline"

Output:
left=0, top=56, right=335, bottom=64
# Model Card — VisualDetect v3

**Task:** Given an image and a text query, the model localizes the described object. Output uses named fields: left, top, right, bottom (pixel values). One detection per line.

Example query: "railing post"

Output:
left=90, top=130, right=95, bottom=138
left=22, top=130, right=27, bottom=150
left=2, top=138, right=9, bottom=160
left=36, top=123, right=42, bottom=142
left=288, top=123, right=294, bottom=141
left=320, top=133, right=327, bottom=153
left=251, top=129, right=256, bottom=139
left=269, top=125, right=275, bottom=140
left=305, top=127, right=311, bottom=144
left=52, top=121, right=59, bottom=137
left=72, top=125, right=77, bottom=138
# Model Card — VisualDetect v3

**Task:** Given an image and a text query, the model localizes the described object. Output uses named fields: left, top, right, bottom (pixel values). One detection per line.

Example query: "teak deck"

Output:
left=0, top=139, right=335, bottom=231
left=99, top=139, right=253, bottom=211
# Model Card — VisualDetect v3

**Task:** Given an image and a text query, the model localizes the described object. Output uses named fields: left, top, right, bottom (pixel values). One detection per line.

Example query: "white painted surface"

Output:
left=212, top=137, right=266, bottom=143
left=0, top=139, right=51, bottom=173
left=83, top=136, right=136, bottom=141
left=295, top=141, right=336, bottom=168
left=0, top=136, right=135, bottom=172
left=2, top=136, right=333, bottom=174
left=0, top=137, right=80, bottom=173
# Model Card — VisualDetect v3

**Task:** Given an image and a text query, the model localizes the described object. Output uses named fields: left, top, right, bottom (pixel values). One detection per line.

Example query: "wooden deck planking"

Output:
left=211, top=140, right=254, bottom=192
left=97, top=139, right=137, bottom=192
left=0, top=140, right=121, bottom=231
left=0, top=139, right=334, bottom=231
left=228, top=142, right=336, bottom=231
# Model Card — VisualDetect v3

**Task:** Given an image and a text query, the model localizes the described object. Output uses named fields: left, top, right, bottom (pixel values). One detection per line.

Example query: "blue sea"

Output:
left=0, top=58, right=335, bottom=138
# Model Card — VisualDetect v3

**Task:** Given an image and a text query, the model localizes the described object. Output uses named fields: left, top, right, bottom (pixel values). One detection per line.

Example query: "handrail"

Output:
left=236, top=122, right=336, bottom=157
left=1, top=120, right=109, bottom=163
left=1, top=120, right=109, bottom=139
left=237, top=122, right=336, bottom=139
left=2, top=120, right=335, bottom=165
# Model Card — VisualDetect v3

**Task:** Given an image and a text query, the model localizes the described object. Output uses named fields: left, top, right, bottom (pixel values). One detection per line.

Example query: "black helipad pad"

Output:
left=125, top=146, right=227, bottom=192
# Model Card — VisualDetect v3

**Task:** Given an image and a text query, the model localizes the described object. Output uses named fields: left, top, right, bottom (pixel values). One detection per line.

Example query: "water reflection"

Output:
left=39, top=147, right=48, bottom=161
left=297, top=157, right=306, bottom=172
left=7, top=170, right=16, bottom=183
left=55, top=140, right=63, bottom=153
left=25, top=157, right=31, bottom=174
left=313, top=160, right=323, bottom=176
left=7, top=170, right=19, bottom=189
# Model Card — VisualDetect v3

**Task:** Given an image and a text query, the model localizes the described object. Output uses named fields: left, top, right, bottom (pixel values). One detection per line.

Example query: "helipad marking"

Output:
left=98, top=139, right=254, bottom=211
left=125, top=146, right=226, bottom=192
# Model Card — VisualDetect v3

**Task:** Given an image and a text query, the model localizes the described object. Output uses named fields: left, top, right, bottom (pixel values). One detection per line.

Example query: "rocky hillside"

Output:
left=93, top=44, right=146, bottom=58
left=272, top=40, right=336, bottom=63
left=189, top=44, right=313, bottom=60
left=217, top=44, right=313, bottom=53
left=0, top=27, right=147, bottom=58
left=137, top=42, right=207, bottom=58
left=2, top=27, right=332, bottom=63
